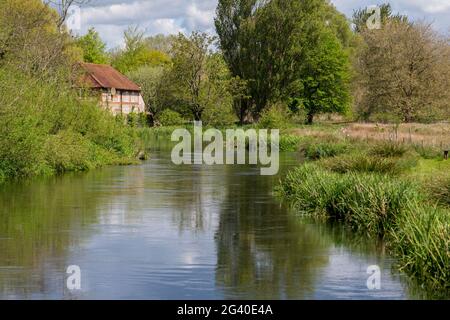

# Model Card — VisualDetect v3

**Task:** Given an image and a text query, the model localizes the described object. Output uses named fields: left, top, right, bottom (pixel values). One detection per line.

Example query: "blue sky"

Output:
left=73, top=0, right=450, bottom=48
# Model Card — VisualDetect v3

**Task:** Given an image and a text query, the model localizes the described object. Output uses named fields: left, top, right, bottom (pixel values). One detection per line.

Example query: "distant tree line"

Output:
left=2, top=0, right=449, bottom=128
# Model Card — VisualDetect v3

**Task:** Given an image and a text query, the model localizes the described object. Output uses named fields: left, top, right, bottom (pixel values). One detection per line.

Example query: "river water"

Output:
left=0, top=143, right=427, bottom=299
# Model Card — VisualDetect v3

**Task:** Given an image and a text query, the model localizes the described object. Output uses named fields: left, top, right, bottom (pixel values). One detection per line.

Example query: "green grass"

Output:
left=279, top=135, right=302, bottom=152
left=277, top=128, right=450, bottom=294
left=304, top=141, right=349, bottom=160
left=276, top=163, right=449, bottom=292
left=391, top=203, right=450, bottom=291
left=369, top=142, right=410, bottom=158
left=276, top=164, right=421, bottom=236
left=320, top=152, right=419, bottom=175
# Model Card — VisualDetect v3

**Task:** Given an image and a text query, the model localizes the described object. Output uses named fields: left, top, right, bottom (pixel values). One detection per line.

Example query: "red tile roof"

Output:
left=79, top=63, right=141, bottom=91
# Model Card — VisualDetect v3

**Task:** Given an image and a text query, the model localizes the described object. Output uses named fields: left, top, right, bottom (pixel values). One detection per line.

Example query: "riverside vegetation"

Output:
left=275, top=125, right=450, bottom=296
left=1, top=0, right=449, bottom=297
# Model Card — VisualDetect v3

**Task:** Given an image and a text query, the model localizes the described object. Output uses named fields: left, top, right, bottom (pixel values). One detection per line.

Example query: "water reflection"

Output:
left=0, top=147, right=427, bottom=299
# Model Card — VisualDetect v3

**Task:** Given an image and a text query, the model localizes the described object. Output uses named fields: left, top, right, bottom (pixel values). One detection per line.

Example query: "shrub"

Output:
left=43, top=130, right=94, bottom=173
left=0, top=68, right=138, bottom=181
left=158, top=109, right=184, bottom=126
left=258, top=105, right=291, bottom=130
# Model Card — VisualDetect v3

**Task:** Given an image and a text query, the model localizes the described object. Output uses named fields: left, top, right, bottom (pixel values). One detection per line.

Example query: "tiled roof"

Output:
left=79, top=63, right=141, bottom=91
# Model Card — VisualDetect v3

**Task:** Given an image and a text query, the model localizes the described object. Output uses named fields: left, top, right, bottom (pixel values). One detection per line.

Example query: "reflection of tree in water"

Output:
left=162, top=162, right=230, bottom=234
left=214, top=169, right=333, bottom=299
left=0, top=165, right=147, bottom=298
left=0, top=172, right=103, bottom=297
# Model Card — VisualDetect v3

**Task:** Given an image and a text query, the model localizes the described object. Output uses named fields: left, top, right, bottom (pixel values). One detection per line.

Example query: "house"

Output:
left=79, top=63, right=146, bottom=116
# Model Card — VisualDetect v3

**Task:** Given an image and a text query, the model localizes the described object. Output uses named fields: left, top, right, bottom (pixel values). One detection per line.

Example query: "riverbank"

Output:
left=276, top=124, right=450, bottom=296
left=0, top=69, right=147, bottom=184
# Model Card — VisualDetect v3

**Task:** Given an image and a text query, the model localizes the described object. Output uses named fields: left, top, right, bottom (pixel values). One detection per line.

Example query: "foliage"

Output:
left=158, top=109, right=184, bottom=127
left=279, top=135, right=302, bottom=152
left=258, top=104, right=291, bottom=130
left=353, top=19, right=450, bottom=122
left=304, top=141, right=349, bottom=160
left=112, top=26, right=171, bottom=74
left=0, top=68, right=137, bottom=181
left=127, top=65, right=168, bottom=124
left=294, top=30, right=351, bottom=124
left=76, top=27, right=109, bottom=64
left=215, top=0, right=353, bottom=122
left=0, top=0, right=80, bottom=80
left=352, top=3, right=408, bottom=33
left=168, top=33, right=234, bottom=122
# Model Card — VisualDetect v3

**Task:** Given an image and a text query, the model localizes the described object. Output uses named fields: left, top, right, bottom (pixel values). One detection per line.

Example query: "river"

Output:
left=0, top=142, right=427, bottom=299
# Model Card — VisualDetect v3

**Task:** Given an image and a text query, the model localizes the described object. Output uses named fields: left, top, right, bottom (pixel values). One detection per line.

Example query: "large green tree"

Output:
left=76, top=27, right=109, bottom=64
left=111, top=26, right=171, bottom=74
left=293, top=30, right=351, bottom=124
left=215, top=0, right=353, bottom=123
left=168, top=32, right=234, bottom=123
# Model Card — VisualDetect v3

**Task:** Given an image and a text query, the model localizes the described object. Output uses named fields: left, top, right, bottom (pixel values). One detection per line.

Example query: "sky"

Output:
left=72, top=0, right=450, bottom=48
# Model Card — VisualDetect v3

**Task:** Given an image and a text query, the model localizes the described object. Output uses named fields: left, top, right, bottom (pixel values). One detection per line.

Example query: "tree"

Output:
left=0, top=0, right=79, bottom=81
left=215, top=0, right=353, bottom=122
left=44, top=0, right=90, bottom=30
left=293, top=30, right=351, bottom=124
left=127, top=66, right=167, bottom=125
left=352, top=3, right=408, bottom=33
left=76, top=27, right=109, bottom=64
left=354, top=20, right=450, bottom=122
left=168, top=32, right=234, bottom=122
left=145, top=34, right=177, bottom=56
left=112, top=26, right=171, bottom=74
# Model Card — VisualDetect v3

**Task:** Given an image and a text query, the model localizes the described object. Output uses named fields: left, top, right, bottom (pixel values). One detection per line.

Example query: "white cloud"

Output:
left=75, top=0, right=449, bottom=48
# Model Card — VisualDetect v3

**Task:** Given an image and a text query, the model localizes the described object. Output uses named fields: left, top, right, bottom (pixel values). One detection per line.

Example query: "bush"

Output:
left=202, top=104, right=236, bottom=127
left=158, top=109, right=184, bottom=126
left=0, top=68, right=138, bottom=182
left=258, top=105, right=291, bottom=130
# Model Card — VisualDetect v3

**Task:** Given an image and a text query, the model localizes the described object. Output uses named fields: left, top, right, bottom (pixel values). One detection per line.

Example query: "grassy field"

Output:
left=277, top=122, right=450, bottom=296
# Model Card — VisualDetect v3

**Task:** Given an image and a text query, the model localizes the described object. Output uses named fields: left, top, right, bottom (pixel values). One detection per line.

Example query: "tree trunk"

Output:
left=306, top=112, right=314, bottom=125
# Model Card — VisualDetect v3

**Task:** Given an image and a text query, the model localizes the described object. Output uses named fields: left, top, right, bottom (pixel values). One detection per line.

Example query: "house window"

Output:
left=112, top=92, right=120, bottom=102
left=122, top=91, right=130, bottom=102
left=131, top=92, right=138, bottom=103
